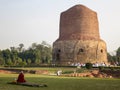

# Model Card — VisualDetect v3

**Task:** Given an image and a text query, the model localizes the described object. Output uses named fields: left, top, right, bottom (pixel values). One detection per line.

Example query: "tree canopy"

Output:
left=0, top=41, right=52, bottom=66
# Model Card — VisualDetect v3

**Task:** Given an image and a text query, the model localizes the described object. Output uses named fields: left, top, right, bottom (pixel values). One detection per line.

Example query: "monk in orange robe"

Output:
left=17, top=71, right=26, bottom=83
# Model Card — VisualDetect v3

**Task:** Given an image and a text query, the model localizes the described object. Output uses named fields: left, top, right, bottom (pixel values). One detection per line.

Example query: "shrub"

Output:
left=76, top=68, right=87, bottom=73
left=62, top=71, right=74, bottom=74
left=85, top=63, right=92, bottom=69
left=99, top=66, right=104, bottom=71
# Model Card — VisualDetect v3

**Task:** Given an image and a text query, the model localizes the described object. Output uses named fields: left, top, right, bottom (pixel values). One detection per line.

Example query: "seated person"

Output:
left=17, top=71, right=26, bottom=83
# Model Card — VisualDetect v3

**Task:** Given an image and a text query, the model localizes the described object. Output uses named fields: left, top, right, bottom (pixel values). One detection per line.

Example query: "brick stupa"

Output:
left=53, top=5, right=108, bottom=65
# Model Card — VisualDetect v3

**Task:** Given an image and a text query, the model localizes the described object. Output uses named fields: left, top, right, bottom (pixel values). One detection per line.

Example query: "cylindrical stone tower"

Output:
left=53, top=5, right=108, bottom=65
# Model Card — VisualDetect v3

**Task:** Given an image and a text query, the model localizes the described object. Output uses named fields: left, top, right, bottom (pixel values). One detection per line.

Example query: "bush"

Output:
left=99, top=66, right=104, bottom=71
left=62, top=71, right=74, bottom=74
left=85, top=63, right=92, bottom=69
left=76, top=68, right=87, bottom=73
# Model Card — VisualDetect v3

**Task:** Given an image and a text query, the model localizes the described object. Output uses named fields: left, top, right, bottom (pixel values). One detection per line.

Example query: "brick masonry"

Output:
left=53, top=5, right=108, bottom=65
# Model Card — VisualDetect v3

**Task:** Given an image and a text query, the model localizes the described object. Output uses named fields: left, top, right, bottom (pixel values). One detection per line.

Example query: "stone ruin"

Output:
left=52, top=4, right=108, bottom=65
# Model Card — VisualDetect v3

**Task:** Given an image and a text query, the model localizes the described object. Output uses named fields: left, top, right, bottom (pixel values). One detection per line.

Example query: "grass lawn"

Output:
left=0, top=73, right=120, bottom=90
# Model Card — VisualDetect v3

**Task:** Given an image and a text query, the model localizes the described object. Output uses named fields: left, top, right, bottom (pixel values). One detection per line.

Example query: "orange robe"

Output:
left=17, top=72, right=26, bottom=83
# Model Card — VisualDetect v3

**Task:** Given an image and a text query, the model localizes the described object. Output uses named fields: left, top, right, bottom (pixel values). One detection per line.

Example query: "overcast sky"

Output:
left=0, top=0, right=120, bottom=52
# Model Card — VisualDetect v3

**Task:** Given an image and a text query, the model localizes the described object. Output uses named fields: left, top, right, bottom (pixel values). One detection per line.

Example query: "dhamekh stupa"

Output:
left=53, top=4, right=108, bottom=65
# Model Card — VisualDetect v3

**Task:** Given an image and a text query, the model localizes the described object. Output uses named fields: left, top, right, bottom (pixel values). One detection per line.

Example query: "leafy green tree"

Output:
left=35, top=41, right=52, bottom=64
left=0, top=41, right=52, bottom=66
left=31, top=43, right=37, bottom=50
left=6, top=58, right=13, bottom=66
left=21, top=60, right=27, bottom=67
left=35, top=59, right=41, bottom=65
left=116, top=47, right=120, bottom=56
left=107, top=52, right=117, bottom=65
left=17, top=59, right=27, bottom=67
left=25, top=49, right=36, bottom=63
left=27, top=59, right=31, bottom=65
left=10, top=49, right=18, bottom=65
left=17, top=57, right=23, bottom=65
left=85, top=63, right=92, bottom=69
left=116, top=47, right=120, bottom=65
left=0, top=57, right=4, bottom=65
left=2, top=49, right=11, bottom=65
left=0, top=50, right=4, bottom=65
left=107, top=53, right=113, bottom=62
left=34, top=50, right=41, bottom=64
left=18, top=43, right=24, bottom=52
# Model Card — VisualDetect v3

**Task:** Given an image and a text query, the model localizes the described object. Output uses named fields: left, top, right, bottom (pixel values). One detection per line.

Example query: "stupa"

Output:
left=53, top=5, right=108, bottom=65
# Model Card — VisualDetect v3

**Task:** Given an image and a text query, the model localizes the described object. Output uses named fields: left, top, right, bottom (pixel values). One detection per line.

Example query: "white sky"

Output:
left=0, top=0, right=120, bottom=52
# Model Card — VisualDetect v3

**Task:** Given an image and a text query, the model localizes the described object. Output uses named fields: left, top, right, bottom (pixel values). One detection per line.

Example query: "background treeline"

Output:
left=108, top=47, right=120, bottom=66
left=0, top=41, right=52, bottom=66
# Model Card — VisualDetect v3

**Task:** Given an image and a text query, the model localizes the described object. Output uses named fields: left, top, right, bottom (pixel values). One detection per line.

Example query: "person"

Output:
left=17, top=71, right=26, bottom=83
left=57, top=70, right=62, bottom=76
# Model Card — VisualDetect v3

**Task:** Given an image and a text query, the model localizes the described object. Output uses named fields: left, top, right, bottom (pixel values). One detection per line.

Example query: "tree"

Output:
left=0, top=57, right=4, bottom=65
left=2, top=49, right=11, bottom=65
left=107, top=53, right=113, bottom=62
left=19, top=60, right=27, bottom=67
left=0, top=41, right=52, bottom=66
left=0, top=50, right=4, bottom=65
left=85, top=63, right=92, bottom=69
left=35, top=58, right=41, bottom=65
left=27, top=59, right=31, bottom=65
left=116, top=47, right=120, bottom=56
left=116, top=47, right=120, bottom=65
left=18, top=43, right=24, bottom=52
left=6, top=58, right=13, bottom=66
left=36, top=42, right=52, bottom=64
left=107, top=52, right=118, bottom=65
left=31, top=43, right=37, bottom=50
left=22, top=60, right=27, bottom=67
left=10, top=47, right=16, bottom=51
left=10, top=49, right=18, bottom=65
left=17, top=57, right=23, bottom=66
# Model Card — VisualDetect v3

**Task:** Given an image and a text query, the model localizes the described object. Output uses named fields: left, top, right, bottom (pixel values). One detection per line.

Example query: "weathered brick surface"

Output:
left=53, top=5, right=108, bottom=65
left=58, top=5, right=100, bottom=41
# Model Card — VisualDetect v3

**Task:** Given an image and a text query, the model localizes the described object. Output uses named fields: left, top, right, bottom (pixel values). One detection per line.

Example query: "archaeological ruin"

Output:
left=52, top=4, right=108, bottom=65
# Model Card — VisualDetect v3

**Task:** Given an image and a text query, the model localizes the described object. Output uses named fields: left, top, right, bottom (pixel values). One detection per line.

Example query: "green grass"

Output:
left=0, top=73, right=120, bottom=90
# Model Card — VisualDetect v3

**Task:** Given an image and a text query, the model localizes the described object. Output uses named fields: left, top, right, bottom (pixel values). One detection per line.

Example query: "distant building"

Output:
left=53, top=5, right=108, bottom=65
